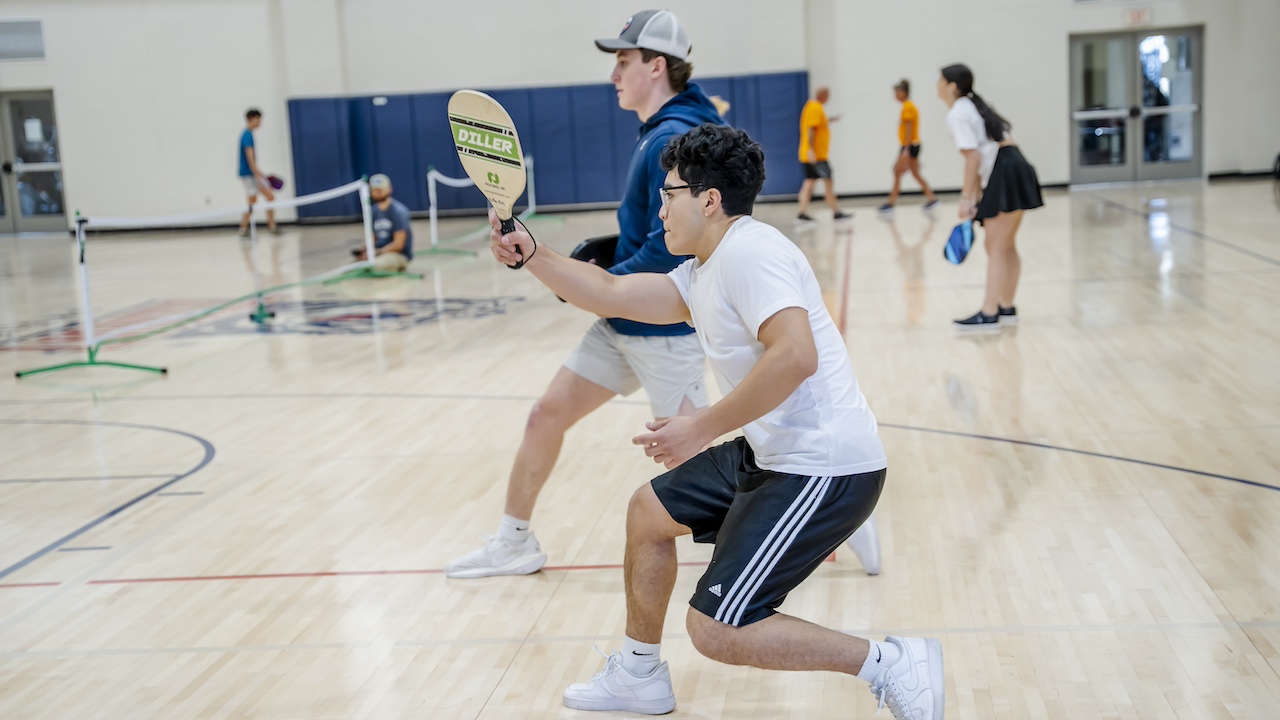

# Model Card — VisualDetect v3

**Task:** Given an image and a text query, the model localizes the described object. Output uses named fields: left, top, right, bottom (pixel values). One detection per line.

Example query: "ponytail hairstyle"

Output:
left=941, top=64, right=1010, bottom=142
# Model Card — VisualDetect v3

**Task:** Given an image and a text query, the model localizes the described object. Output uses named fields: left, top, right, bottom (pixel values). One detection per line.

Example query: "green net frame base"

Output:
left=15, top=346, right=167, bottom=378
left=322, top=266, right=425, bottom=285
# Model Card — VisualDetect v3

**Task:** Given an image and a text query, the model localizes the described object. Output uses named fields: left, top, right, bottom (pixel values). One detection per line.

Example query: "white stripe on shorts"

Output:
left=714, top=475, right=831, bottom=624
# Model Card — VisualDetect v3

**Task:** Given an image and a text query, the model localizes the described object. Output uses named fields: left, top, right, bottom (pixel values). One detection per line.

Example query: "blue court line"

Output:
left=57, top=547, right=112, bottom=552
left=0, top=419, right=216, bottom=581
left=0, top=474, right=176, bottom=485
left=878, top=423, right=1278, bottom=493
left=1091, top=194, right=1280, bottom=268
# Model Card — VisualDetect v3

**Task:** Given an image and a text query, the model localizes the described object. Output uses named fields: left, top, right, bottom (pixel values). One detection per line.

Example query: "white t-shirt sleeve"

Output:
left=721, top=239, right=808, bottom=339
left=947, top=101, right=982, bottom=151
left=666, top=259, right=696, bottom=321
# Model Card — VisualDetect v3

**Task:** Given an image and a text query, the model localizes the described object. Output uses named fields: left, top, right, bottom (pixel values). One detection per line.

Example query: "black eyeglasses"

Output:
left=659, top=183, right=704, bottom=208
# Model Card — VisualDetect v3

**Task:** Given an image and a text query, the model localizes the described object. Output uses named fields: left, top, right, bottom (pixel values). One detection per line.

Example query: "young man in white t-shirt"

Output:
left=487, top=123, right=943, bottom=720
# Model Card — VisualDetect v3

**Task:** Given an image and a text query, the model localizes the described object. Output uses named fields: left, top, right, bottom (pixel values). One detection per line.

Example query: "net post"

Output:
left=359, top=179, right=375, bottom=261
left=427, top=168, right=440, bottom=251
left=525, top=155, right=536, bottom=217
left=246, top=207, right=271, bottom=323
left=74, top=214, right=97, bottom=356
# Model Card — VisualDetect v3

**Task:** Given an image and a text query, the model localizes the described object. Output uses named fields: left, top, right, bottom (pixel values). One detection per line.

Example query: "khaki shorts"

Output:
left=240, top=175, right=267, bottom=198
left=372, top=252, right=408, bottom=272
left=565, top=318, right=707, bottom=418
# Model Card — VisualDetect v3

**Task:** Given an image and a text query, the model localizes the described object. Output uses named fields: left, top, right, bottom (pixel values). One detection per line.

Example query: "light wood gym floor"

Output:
left=1, top=179, right=1278, bottom=718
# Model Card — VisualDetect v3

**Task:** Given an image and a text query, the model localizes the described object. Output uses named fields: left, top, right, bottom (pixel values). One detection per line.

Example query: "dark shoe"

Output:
left=833, top=211, right=853, bottom=220
left=998, top=306, right=1018, bottom=325
left=954, top=310, right=1001, bottom=331
left=877, top=203, right=894, bottom=214
left=796, top=213, right=815, bottom=222
left=923, top=199, right=940, bottom=212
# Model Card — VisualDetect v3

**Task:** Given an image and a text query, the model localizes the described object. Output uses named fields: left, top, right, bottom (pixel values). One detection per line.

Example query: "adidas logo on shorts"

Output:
left=708, top=584, right=722, bottom=597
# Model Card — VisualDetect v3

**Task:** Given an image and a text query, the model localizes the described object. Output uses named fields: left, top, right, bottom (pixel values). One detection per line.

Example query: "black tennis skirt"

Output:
left=977, top=145, right=1043, bottom=222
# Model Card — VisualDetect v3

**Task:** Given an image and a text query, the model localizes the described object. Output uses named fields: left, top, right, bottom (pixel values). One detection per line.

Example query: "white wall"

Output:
left=0, top=0, right=806, bottom=226
left=0, top=0, right=295, bottom=224
left=0, top=0, right=1274, bottom=228
left=808, top=0, right=1280, bottom=195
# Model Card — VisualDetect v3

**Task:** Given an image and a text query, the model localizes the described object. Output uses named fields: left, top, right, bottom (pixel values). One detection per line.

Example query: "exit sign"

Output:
left=1125, top=7, right=1152, bottom=26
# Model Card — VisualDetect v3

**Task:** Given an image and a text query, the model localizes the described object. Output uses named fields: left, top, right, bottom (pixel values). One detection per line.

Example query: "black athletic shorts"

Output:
left=651, top=437, right=885, bottom=627
left=904, top=144, right=921, bottom=159
left=802, top=161, right=833, bottom=180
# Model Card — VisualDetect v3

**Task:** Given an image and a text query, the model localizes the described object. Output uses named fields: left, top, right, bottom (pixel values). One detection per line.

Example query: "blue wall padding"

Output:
left=286, top=98, right=359, bottom=218
left=287, top=71, right=808, bottom=219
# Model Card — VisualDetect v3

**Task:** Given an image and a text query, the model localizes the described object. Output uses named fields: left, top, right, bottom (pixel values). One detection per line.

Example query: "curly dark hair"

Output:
left=659, top=123, right=765, bottom=217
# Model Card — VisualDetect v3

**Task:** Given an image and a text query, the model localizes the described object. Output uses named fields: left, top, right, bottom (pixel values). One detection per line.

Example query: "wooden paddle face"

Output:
left=448, top=90, right=527, bottom=223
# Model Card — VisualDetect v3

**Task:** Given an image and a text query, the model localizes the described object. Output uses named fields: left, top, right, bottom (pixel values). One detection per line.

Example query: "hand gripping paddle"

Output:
left=448, top=90, right=529, bottom=268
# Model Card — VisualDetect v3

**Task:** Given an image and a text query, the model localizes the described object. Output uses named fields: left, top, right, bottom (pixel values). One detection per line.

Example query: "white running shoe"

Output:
left=845, top=513, right=882, bottom=575
left=443, top=533, right=547, bottom=579
left=563, top=648, right=676, bottom=714
left=867, top=636, right=945, bottom=720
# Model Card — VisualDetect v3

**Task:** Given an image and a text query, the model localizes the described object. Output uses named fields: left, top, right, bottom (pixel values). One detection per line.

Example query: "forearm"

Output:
left=697, top=344, right=814, bottom=439
left=961, top=153, right=982, bottom=198
left=524, top=249, right=629, bottom=318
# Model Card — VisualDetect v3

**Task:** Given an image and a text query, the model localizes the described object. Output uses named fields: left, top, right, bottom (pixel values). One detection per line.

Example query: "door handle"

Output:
left=1, top=161, right=11, bottom=174
left=1128, top=106, right=1142, bottom=119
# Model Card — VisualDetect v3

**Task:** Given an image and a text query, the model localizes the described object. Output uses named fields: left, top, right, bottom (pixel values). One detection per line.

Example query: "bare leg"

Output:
left=504, top=367, right=617, bottom=520
left=625, top=483, right=691, bottom=643
left=979, top=211, right=1023, bottom=315
left=822, top=178, right=839, bottom=213
left=887, top=154, right=908, bottom=206
left=239, top=196, right=256, bottom=233
left=888, top=168, right=905, bottom=206
left=908, top=158, right=936, bottom=202
left=687, top=607, right=870, bottom=675
left=797, top=178, right=816, bottom=215
left=260, top=186, right=277, bottom=231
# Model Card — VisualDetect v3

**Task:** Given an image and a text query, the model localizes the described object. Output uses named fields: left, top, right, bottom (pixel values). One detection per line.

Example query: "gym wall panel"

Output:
left=351, top=95, right=422, bottom=209
left=569, top=85, right=621, bottom=204
left=286, top=98, right=358, bottom=218
left=526, top=87, right=578, bottom=207
left=287, top=71, right=809, bottom=219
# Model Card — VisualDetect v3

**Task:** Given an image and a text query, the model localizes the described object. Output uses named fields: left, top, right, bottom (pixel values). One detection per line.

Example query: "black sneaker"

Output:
left=997, top=306, right=1018, bottom=325
left=796, top=213, right=815, bottom=222
left=833, top=211, right=853, bottom=220
left=954, top=310, right=1001, bottom=331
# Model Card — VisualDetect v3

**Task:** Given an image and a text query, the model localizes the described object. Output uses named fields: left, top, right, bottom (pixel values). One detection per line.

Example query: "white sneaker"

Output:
left=845, top=513, right=882, bottom=575
left=867, top=636, right=945, bottom=720
left=443, top=533, right=546, bottom=579
left=563, top=649, right=676, bottom=714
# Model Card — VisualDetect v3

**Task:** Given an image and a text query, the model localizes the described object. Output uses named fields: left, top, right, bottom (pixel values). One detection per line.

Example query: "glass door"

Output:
left=1070, top=28, right=1203, bottom=184
left=1071, top=34, right=1134, bottom=184
left=0, top=91, right=66, bottom=233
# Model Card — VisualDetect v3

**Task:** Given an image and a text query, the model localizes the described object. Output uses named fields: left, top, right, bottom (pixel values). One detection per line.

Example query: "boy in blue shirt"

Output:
left=237, top=108, right=279, bottom=237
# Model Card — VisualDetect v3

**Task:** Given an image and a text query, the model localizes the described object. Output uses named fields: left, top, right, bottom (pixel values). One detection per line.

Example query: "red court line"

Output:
left=837, top=229, right=854, bottom=336
left=0, top=582, right=61, bottom=589
left=9, top=556, right=835, bottom=589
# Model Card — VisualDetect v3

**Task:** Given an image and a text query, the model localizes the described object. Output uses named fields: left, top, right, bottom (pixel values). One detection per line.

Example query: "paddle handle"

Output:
left=500, top=215, right=526, bottom=270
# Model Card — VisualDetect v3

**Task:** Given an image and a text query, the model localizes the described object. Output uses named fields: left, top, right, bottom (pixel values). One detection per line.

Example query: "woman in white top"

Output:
left=938, top=63, right=1043, bottom=330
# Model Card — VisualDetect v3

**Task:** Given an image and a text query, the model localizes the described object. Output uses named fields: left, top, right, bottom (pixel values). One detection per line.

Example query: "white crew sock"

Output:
left=498, top=514, right=530, bottom=544
left=856, top=639, right=902, bottom=683
left=620, top=636, right=662, bottom=676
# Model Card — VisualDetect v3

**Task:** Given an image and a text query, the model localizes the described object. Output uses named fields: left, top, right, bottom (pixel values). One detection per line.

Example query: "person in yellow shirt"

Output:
left=878, top=80, right=939, bottom=214
left=796, top=87, right=850, bottom=222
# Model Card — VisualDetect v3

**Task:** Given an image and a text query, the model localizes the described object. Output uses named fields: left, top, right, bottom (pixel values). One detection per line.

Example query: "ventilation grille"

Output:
left=0, top=20, right=45, bottom=61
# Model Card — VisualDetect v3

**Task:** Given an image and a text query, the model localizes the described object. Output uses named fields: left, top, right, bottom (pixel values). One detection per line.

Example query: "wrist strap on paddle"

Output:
left=503, top=216, right=537, bottom=270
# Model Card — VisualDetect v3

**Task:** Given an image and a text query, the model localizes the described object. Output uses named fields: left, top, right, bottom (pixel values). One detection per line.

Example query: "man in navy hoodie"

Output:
left=446, top=10, right=723, bottom=579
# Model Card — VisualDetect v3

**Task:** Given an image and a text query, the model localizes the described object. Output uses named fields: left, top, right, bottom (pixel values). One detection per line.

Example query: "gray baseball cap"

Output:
left=595, top=10, right=691, bottom=61
left=369, top=173, right=391, bottom=191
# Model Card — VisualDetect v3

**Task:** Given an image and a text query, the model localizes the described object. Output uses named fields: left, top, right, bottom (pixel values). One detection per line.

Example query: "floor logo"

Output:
left=174, top=297, right=524, bottom=337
